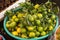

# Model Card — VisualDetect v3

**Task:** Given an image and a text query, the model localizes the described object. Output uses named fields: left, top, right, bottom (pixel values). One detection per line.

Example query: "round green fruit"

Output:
left=37, top=27, right=43, bottom=32
left=21, top=28, right=26, bottom=33
left=29, top=15, right=34, bottom=22
left=21, top=34, right=27, bottom=38
left=27, top=26, right=34, bottom=31
left=10, top=22, right=16, bottom=28
left=14, top=18, right=19, bottom=22
left=49, top=26, right=53, bottom=31
left=36, top=31, right=40, bottom=36
left=51, top=15, right=56, bottom=19
left=29, top=32, right=35, bottom=37
left=36, top=20, right=40, bottom=25
left=41, top=31, right=46, bottom=36
left=37, top=13, right=43, bottom=18
left=33, top=15, right=37, bottom=19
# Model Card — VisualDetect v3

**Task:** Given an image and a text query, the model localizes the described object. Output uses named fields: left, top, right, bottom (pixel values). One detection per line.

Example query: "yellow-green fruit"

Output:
left=21, top=28, right=26, bottom=33
left=10, top=19, right=14, bottom=22
left=12, top=31, right=18, bottom=36
left=34, top=4, right=40, bottom=9
left=6, top=21, right=11, bottom=24
left=48, top=19, right=52, bottom=23
left=49, top=26, right=53, bottom=31
left=6, top=23, right=10, bottom=28
left=17, top=28, right=21, bottom=33
left=12, top=15, right=17, bottom=19
left=33, top=15, right=37, bottom=19
left=29, top=15, right=34, bottom=22
left=10, top=22, right=16, bottom=28
left=37, top=13, right=43, bottom=18
left=51, top=15, right=56, bottom=19
left=19, top=24, right=23, bottom=27
left=54, top=20, right=56, bottom=24
left=36, top=31, right=40, bottom=36
left=41, top=31, right=46, bottom=36
left=44, top=11, right=47, bottom=14
left=36, top=20, right=40, bottom=25
left=29, top=32, right=35, bottom=37
left=14, top=18, right=19, bottom=22
left=21, top=34, right=27, bottom=38
left=17, top=13, right=23, bottom=18
left=27, top=26, right=34, bottom=31
left=37, top=27, right=43, bottom=32
left=44, top=27, right=48, bottom=31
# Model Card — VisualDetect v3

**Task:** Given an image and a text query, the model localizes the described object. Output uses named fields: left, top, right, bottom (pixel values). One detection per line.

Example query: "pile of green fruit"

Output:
left=5, top=1, right=59, bottom=38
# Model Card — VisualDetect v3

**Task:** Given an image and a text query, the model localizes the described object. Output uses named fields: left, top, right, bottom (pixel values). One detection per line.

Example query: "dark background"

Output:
left=31, top=0, right=60, bottom=7
left=0, top=0, right=18, bottom=12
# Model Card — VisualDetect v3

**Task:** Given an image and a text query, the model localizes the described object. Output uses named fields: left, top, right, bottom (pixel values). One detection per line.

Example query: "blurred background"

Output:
left=0, top=0, right=18, bottom=12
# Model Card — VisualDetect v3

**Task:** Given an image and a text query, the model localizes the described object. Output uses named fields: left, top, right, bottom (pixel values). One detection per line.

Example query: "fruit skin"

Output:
left=37, top=13, right=43, bottom=18
left=28, top=15, right=34, bottom=22
left=32, top=9, right=37, bottom=14
left=10, top=22, right=16, bottom=28
left=29, top=32, right=35, bottom=37
left=51, top=15, right=56, bottom=19
left=6, top=21, right=11, bottom=24
left=48, top=19, right=52, bottom=23
left=49, top=26, right=53, bottom=31
left=17, top=13, right=23, bottom=18
left=33, top=15, right=37, bottom=19
left=21, top=28, right=26, bottom=33
left=36, top=31, right=40, bottom=36
left=21, top=34, right=28, bottom=38
left=27, top=26, right=34, bottom=31
left=17, top=28, right=21, bottom=33
left=44, top=27, right=48, bottom=31
left=36, top=20, right=40, bottom=25
left=37, top=27, right=43, bottom=32
left=12, top=31, right=18, bottom=36
left=14, top=18, right=19, bottom=22
left=12, top=15, right=17, bottom=19
left=41, top=31, right=46, bottom=36
left=44, top=11, right=47, bottom=14
left=10, top=19, right=14, bottom=22
left=34, top=4, right=40, bottom=9
left=6, top=23, right=10, bottom=28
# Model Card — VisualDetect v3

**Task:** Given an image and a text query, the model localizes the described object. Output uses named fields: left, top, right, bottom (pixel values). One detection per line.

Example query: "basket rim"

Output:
left=3, top=16, right=59, bottom=40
